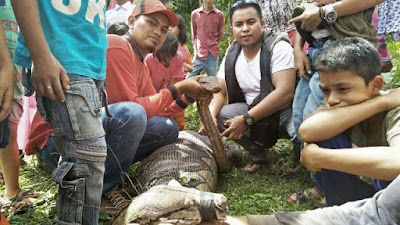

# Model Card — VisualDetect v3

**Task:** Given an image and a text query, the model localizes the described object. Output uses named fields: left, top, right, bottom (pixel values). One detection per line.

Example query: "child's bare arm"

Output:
left=299, top=89, right=400, bottom=143
left=0, top=23, right=14, bottom=121
left=301, top=144, right=400, bottom=181
left=11, top=0, right=69, bottom=102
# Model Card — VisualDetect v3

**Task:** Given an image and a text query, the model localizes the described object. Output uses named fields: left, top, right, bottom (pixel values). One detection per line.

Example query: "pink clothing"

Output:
left=17, top=96, right=37, bottom=150
left=372, top=9, right=391, bottom=62
left=191, top=5, right=224, bottom=60
left=106, top=35, right=184, bottom=119
left=108, top=0, right=133, bottom=10
left=145, top=52, right=185, bottom=92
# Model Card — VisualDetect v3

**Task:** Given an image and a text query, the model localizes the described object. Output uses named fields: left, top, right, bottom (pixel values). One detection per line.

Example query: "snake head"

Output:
left=198, top=76, right=221, bottom=94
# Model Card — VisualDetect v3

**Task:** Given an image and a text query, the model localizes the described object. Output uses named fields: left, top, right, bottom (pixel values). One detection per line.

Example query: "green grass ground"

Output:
left=1, top=105, right=316, bottom=224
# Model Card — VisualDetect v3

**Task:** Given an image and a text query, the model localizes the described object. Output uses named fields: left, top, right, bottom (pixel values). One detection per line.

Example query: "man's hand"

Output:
left=220, top=115, right=247, bottom=140
left=32, top=56, right=69, bottom=102
left=293, top=48, right=311, bottom=79
left=175, top=75, right=219, bottom=101
left=0, top=65, right=14, bottom=121
left=300, top=143, right=322, bottom=173
left=289, top=3, right=322, bottom=31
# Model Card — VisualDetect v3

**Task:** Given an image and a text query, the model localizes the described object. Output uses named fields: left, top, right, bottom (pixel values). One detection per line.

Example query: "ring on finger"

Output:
left=46, top=86, right=52, bottom=90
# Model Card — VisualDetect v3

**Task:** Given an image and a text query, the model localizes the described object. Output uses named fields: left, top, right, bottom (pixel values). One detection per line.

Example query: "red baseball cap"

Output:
left=132, top=0, right=179, bottom=27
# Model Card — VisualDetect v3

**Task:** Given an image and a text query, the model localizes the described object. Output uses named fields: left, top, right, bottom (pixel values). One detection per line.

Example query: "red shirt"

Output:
left=25, top=35, right=186, bottom=154
left=25, top=112, right=53, bottom=155
left=145, top=52, right=185, bottom=91
left=191, top=5, right=225, bottom=60
left=105, top=35, right=184, bottom=119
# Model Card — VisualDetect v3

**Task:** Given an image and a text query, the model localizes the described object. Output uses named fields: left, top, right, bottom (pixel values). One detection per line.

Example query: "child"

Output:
left=170, top=14, right=193, bottom=74
left=12, top=1, right=108, bottom=223
left=290, top=0, right=380, bottom=145
left=145, top=33, right=186, bottom=130
left=298, top=37, right=400, bottom=206
left=0, top=0, right=38, bottom=213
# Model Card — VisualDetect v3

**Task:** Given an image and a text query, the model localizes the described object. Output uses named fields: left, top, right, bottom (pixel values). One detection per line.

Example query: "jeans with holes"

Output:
left=35, top=102, right=147, bottom=194
left=37, top=74, right=106, bottom=225
left=188, top=53, right=218, bottom=77
left=292, top=39, right=334, bottom=143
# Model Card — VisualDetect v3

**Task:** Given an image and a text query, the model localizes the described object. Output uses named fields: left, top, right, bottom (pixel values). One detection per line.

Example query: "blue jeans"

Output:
left=37, top=74, right=106, bottom=225
left=188, top=53, right=218, bottom=77
left=36, top=102, right=147, bottom=194
left=134, top=116, right=179, bottom=162
left=292, top=39, right=334, bottom=142
left=312, top=133, right=377, bottom=206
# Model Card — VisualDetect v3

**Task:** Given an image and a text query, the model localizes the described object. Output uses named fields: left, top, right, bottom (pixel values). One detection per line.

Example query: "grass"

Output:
left=1, top=104, right=316, bottom=224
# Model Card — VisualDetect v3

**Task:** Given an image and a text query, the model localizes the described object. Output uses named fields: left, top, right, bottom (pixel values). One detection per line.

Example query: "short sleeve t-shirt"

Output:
left=217, top=41, right=294, bottom=105
left=348, top=106, right=400, bottom=148
left=13, top=0, right=107, bottom=80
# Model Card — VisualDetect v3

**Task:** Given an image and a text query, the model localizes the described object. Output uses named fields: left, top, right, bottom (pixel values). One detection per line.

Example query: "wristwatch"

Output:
left=323, top=4, right=337, bottom=25
left=243, top=113, right=255, bottom=126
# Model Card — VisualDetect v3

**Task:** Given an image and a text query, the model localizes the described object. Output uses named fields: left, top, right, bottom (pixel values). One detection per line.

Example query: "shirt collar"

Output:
left=200, top=5, right=216, bottom=13
left=115, top=1, right=132, bottom=11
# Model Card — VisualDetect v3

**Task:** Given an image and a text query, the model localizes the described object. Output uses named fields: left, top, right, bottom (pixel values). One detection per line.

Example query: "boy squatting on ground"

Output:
left=200, top=37, right=400, bottom=225
left=297, top=37, right=400, bottom=206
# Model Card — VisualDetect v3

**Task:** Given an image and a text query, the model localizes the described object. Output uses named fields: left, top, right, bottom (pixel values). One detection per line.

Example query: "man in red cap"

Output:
left=103, top=0, right=215, bottom=215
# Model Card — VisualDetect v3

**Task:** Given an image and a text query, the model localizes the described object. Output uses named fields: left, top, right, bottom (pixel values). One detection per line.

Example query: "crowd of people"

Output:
left=0, top=0, right=399, bottom=224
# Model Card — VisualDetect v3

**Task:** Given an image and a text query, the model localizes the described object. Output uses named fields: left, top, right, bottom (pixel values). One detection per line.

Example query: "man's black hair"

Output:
left=229, top=0, right=262, bottom=25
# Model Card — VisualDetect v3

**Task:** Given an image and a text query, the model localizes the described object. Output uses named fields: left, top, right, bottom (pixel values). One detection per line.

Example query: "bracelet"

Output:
left=319, top=7, right=324, bottom=21
left=176, top=97, right=188, bottom=109
left=167, top=86, right=179, bottom=101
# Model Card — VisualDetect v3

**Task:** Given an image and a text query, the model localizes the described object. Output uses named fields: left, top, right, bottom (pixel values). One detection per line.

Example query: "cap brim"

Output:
left=139, top=9, right=178, bottom=27
left=156, top=9, right=179, bottom=27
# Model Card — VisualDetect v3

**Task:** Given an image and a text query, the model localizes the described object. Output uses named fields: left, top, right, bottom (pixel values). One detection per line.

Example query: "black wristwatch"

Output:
left=243, top=113, right=255, bottom=126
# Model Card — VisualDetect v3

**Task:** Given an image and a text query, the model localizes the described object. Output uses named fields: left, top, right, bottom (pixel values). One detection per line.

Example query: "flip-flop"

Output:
left=287, top=186, right=323, bottom=204
left=1, top=190, right=42, bottom=214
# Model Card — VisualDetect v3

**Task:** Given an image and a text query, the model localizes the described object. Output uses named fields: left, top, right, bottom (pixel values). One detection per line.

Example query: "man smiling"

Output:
left=201, top=0, right=300, bottom=173
left=105, top=0, right=213, bottom=164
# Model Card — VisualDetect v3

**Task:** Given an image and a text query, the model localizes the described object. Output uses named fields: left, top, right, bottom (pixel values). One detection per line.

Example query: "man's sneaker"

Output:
left=100, top=186, right=131, bottom=215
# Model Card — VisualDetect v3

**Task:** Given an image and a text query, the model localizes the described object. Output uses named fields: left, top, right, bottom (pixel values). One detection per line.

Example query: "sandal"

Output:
left=286, top=186, right=323, bottom=204
left=1, top=190, right=41, bottom=214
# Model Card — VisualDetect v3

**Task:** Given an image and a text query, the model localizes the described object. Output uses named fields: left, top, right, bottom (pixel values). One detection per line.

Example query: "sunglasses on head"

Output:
left=231, top=0, right=259, bottom=9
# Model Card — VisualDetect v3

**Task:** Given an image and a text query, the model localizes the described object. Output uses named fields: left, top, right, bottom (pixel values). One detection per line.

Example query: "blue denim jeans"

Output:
left=36, top=74, right=106, bottom=225
left=292, top=39, right=334, bottom=142
left=188, top=53, right=218, bottom=77
left=134, top=116, right=179, bottom=162
left=312, top=133, right=377, bottom=206
left=35, top=102, right=147, bottom=194
left=102, top=102, right=146, bottom=193
left=0, top=116, right=10, bottom=148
